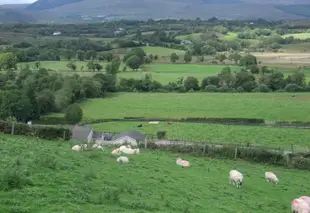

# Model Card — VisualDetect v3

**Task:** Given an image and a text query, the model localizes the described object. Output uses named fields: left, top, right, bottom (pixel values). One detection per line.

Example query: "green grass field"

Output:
left=175, top=33, right=201, bottom=40
left=18, top=61, right=237, bottom=84
left=1, top=134, right=309, bottom=213
left=220, top=32, right=238, bottom=40
left=141, top=46, right=185, bottom=56
left=283, top=33, right=310, bottom=40
left=92, top=121, right=310, bottom=150
left=80, top=93, right=310, bottom=122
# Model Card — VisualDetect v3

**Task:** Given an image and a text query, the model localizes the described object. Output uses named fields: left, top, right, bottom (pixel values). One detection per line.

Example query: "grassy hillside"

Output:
left=282, top=33, right=310, bottom=40
left=0, top=134, right=309, bottom=212
left=79, top=93, right=310, bottom=122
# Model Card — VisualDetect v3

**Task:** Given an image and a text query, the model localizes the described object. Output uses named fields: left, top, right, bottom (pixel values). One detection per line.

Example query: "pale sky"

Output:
left=0, top=0, right=36, bottom=4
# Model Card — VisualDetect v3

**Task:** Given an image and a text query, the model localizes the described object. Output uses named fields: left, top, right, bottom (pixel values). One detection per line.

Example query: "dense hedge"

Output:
left=0, top=121, right=71, bottom=141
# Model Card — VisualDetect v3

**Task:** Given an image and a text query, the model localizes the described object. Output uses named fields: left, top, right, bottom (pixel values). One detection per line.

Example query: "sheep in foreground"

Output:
left=265, top=172, right=279, bottom=184
left=111, top=148, right=121, bottom=155
left=119, top=146, right=140, bottom=155
left=300, top=196, right=310, bottom=206
left=229, top=170, right=243, bottom=188
left=92, top=144, right=103, bottom=150
left=176, top=158, right=190, bottom=168
left=116, top=156, right=129, bottom=163
left=72, top=144, right=87, bottom=151
left=292, top=198, right=310, bottom=213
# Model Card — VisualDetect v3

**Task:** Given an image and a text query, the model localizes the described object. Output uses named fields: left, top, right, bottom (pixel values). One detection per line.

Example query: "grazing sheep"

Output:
left=116, top=156, right=129, bottom=163
left=265, top=172, right=279, bottom=184
left=149, top=121, right=159, bottom=124
left=292, top=198, right=310, bottom=213
left=72, top=144, right=87, bottom=151
left=119, top=146, right=140, bottom=155
left=300, top=196, right=310, bottom=206
left=176, top=158, right=190, bottom=168
left=111, top=148, right=121, bottom=155
left=92, top=144, right=103, bottom=150
left=119, top=145, right=132, bottom=150
left=72, top=145, right=81, bottom=151
left=92, top=144, right=98, bottom=148
left=229, top=170, right=244, bottom=188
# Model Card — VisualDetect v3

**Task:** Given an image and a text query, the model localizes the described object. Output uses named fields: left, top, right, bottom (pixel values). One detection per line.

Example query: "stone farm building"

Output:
left=71, top=125, right=147, bottom=146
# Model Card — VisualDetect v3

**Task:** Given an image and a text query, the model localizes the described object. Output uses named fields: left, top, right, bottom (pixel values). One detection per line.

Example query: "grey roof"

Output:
left=113, top=130, right=147, bottom=141
left=92, top=131, right=103, bottom=139
left=71, top=125, right=92, bottom=142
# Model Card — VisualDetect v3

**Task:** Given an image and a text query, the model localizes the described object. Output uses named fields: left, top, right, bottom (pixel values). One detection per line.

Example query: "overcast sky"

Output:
left=0, top=0, right=36, bottom=4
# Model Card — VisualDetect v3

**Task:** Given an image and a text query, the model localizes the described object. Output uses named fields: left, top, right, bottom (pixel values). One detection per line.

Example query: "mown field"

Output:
left=0, top=134, right=309, bottom=213
left=80, top=93, right=310, bottom=122
left=92, top=121, right=310, bottom=151
left=18, top=61, right=238, bottom=84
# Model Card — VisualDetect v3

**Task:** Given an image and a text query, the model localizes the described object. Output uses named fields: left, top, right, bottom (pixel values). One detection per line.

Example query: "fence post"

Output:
left=234, top=147, right=238, bottom=160
left=63, top=130, right=66, bottom=140
left=11, top=123, right=15, bottom=135
left=291, top=144, right=294, bottom=154
left=144, top=140, right=148, bottom=149
left=202, top=142, right=207, bottom=156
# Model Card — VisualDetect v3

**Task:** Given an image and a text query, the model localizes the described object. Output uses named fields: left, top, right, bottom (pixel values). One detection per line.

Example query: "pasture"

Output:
left=141, top=46, right=185, bottom=56
left=80, top=93, right=310, bottom=122
left=92, top=121, right=310, bottom=151
left=283, top=33, right=310, bottom=40
left=0, top=134, right=309, bottom=213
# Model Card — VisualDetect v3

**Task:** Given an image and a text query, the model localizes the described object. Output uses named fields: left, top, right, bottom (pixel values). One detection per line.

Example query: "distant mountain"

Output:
left=0, top=8, right=36, bottom=23
left=1, top=0, right=310, bottom=23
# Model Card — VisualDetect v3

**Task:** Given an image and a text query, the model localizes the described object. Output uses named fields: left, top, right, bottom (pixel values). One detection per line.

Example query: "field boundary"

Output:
left=99, top=139, right=310, bottom=171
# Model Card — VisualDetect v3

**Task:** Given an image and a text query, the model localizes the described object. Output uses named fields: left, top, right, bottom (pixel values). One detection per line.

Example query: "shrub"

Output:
left=253, top=84, right=270, bottom=93
left=64, top=103, right=83, bottom=124
left=291, top=156, right=310, bottom=170
left=236, top=86, right=245, bottom=93
left=218, top=86, right=235, bottom=93
left=0, top=120, right=71, bottom=140
left=284, top=83, right=301, bottom=92
left=204, top=85, right=218, bottom=92
left=156, top=131, right=166, bottom=139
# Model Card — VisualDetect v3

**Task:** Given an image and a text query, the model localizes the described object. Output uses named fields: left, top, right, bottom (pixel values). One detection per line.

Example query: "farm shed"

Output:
left=71, top=125, right=93, bottom=143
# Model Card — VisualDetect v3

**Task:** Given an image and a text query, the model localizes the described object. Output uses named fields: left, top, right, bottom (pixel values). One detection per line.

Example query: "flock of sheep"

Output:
left=71, top=143, right=309, bottom=213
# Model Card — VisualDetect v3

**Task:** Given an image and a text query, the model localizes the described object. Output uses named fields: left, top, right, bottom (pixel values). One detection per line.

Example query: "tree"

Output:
left=201, top=76, right=220, bottom=88
left=67, top=61, right=77, bottom=71
left=76, top=51, right=84, bottom=61
left=201, top=44, right=216, bottom=55
left=106, top=59, right=121, bottom=75
left=228, top=52, right=242, bottom=64
left=184, top=51, right=192, bottom=63
left=126, top=55, right=141, bottom=71
left=218, top=67, right=235, bottom=87
left=184, top=76, right=199, bottom=91
left=123, top=48, right=146, bottom=64
left=0, top=52, right=18, bottom=70
left=64, top=103, right=83, bottom=124
left=239, top=54, right=257, bottom=67
left=215, top=54, right=227, bottom=63
left=170, top=53, right=179, bottom=63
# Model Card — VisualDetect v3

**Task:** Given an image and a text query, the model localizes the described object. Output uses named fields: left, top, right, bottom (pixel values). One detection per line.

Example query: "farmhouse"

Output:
left=52, top=31, right=62, bottom=36
left=71, top=125, right=93, bottom=143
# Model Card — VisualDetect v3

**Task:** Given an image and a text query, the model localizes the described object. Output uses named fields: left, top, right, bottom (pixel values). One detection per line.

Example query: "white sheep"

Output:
left=72, top=144, right=87, bottom=151
left=292, top=198, right=310, bottom=213
left=119, top=146, right=140, bottom=155
left=265, top=172, right=279, bottom=184
left=92, top=144, right=103, bottom=150
left=300, top=196, right=310, bottom=206
left=229, top=170, right=243, bottom=188
left=111, top=148, right=121, bottom=155
left=116, top=156, right=129, bottom=163
left=176, top=158, right=190, bottom=167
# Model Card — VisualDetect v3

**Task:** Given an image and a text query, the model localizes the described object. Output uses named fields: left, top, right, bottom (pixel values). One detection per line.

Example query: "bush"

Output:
left=236, top=86, right=245, bottom=93
left=253, top=84, right=270, bottom=93
left=218, top=86, right=235, bottom=93
left=291, top=156, right=310, bottom=170
left=156, top=131, right=166, bottom=139
left=0, top=120, right=71, bottom=140
left=65, top=103, right=83, bottom=124
left=284, top=83, right=301, bottom=92
left=204, top=85, right=218, bottom=92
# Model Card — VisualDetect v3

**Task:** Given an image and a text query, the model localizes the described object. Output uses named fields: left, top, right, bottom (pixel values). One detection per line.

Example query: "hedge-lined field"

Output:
left=0, top=134, right=309, bottom=213
left=80, top=93, right=310, bottom=122
left=92, top=121, right=310, bottom=151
